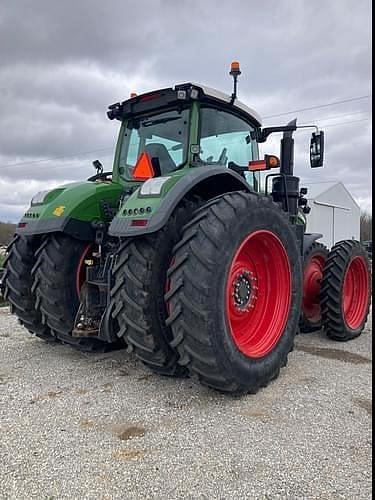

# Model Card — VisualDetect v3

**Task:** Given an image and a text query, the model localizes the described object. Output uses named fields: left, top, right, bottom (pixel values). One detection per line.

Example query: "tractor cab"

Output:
left=108, top=79, right=263, bottom=192
left=108, top=62, right=325, bottom=212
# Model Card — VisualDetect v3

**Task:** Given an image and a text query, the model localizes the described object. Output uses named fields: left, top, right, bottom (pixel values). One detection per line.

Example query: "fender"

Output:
left=16, top=181, right=123, bottom=241
left=16, top=216, right=96, bottom=241
left=303, top=233, right=323, bottom=255
left=109, top=166, right=253, bottom=237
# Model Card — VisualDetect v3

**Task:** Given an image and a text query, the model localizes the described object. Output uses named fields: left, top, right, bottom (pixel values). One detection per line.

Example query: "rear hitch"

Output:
left=72, top=264, right=110, bottom=338
left=72, top=249, right=119, bottom=342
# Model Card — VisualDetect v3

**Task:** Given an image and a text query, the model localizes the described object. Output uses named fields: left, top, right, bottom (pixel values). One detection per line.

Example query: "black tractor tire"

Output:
left=33, top=234, right=113, bottom=352
left=111, top=200, right=199, bottom=377
left=166, top=192, right=303, bottom=395
left=321, top=240, right=371, bottom=341
left=300, top=242, right=329, bottom=333
left=1, top=235, right=54, bottom=341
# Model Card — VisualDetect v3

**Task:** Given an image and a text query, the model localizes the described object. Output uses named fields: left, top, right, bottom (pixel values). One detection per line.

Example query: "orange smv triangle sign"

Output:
left=133, top=152, right=155, bottom=180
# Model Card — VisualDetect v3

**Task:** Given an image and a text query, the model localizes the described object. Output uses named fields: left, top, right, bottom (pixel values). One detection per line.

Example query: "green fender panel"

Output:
left=16, top=181, right=124, bottom=241
left=109, top=166, right=252, bottom=237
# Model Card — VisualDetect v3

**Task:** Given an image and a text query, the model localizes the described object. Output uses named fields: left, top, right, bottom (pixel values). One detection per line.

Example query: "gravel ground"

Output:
left=0, top=307, right=372, bottom=499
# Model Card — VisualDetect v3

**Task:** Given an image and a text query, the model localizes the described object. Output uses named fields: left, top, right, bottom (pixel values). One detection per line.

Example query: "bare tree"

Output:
left=360, top=212, right=372, bottom=242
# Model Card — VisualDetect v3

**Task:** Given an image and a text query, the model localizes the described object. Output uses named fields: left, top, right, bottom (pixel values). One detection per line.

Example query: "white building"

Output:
left=305, top=181, right=360, bottom=249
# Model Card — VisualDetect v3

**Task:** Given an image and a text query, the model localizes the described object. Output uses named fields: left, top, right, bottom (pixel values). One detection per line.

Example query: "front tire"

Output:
left=166, top=192, right=303, bottom=394
left=321, top=240, right=371, bottom=341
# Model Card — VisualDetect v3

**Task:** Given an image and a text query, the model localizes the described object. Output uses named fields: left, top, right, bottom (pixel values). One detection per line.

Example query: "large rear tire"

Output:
left=166, top=192, right=303, bottom=394
left=300, top=242, right=329, bottom=333
left=1, top=235, right=54, bottom=341
left=33, top=234, right=112, bottom=352
left=111, top=200, right=198, bottom=376
left=321, top=240, right=371, bottom=341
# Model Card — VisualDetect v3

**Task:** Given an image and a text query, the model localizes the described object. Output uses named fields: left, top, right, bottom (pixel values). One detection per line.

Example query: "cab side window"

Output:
left=199, top=107, right=260, bottom=190
left=200, top=107, right=255, bottom=165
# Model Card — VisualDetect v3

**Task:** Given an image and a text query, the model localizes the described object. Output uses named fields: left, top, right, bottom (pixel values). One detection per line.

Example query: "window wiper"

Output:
left=142, top=116, right=181, bottom=127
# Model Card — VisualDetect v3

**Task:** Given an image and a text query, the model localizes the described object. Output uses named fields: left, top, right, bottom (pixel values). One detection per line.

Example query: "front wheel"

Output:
left=166, top=192, right=303, bottom=394
left=321, top=240, right=371, bottom=341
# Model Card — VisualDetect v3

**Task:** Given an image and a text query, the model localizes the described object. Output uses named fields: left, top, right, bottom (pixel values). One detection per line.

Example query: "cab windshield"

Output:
left=118, top=108, right=189, bottom=180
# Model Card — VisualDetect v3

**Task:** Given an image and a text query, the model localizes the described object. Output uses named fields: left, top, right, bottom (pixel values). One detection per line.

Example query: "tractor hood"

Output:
left=16, top=181, right=123, bottom=241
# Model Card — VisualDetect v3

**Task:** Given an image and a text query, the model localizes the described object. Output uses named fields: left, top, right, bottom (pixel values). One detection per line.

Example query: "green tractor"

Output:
left=1, top=63, right=371, bottom=394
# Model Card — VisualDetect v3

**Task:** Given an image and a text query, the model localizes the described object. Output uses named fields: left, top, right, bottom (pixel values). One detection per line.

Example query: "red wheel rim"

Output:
left=343, top=256, right=370, bottom=330
left=76, top=244, right=93, bottom=297
left=226, top=230, right=292, bottom=358
left=302, top=254, right=326, bottom=323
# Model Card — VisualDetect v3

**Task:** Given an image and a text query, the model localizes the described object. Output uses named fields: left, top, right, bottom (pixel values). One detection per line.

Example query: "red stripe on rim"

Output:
left=226, top=230, right=292, bottom=358
left=343, top=256, right=370, bottom=330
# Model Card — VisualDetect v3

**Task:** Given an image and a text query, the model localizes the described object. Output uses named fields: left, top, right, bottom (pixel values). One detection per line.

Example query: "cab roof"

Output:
left=179, top=82, right=262, bottom=126
left=107, top=83, right=262, bottom=127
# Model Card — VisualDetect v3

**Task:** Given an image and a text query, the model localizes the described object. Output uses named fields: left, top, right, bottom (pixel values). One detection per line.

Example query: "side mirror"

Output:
left=92, top=159, right=103, bottom=175
left=310, top=131, right=324, bottom=168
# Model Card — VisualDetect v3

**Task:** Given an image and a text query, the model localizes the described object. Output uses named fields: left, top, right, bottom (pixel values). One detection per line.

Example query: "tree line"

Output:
left=0, top=222, right=16, bottom=246
left=0, top=212, right=372, bottom=246
left=360, top=212, right=372, bottom=242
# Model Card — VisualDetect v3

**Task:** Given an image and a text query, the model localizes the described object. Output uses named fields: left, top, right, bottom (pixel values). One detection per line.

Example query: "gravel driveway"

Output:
left=0, top=307, right=372, bottom=499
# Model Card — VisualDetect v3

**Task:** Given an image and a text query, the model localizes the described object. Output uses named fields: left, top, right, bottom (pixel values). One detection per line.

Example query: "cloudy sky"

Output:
left=0, top=0, right=372, bottom=221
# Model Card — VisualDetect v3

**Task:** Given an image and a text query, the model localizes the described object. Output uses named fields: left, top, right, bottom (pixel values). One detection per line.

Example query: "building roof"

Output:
left=304, top=181, right=338, bottom=199
left=305, top=181, right=360, bottom=209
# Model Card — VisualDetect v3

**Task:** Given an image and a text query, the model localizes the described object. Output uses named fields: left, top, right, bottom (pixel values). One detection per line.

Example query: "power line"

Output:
left=0, top=146, right=114, bottom=170
left=0, top=94, right=372, bottom=171
left=264, top=110, right=371, bottom=128
left=264, top=95, right=371, bottom=119
left=281, top=117, right=371, bottom=135
left=309, top=110, right=371, bottom=122
left=322, top=117, right=371, bottom=129
left=1, top=117, right=370, bottom=177
left=295, top=117, right=371, bottom=130
left=0, top=153, right=115, bottom=177
left=0, top=116, right=371, bottom=174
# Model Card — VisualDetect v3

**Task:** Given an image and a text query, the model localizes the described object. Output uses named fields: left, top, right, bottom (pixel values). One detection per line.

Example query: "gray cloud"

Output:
left=0, top=0, right=372, bottom=221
